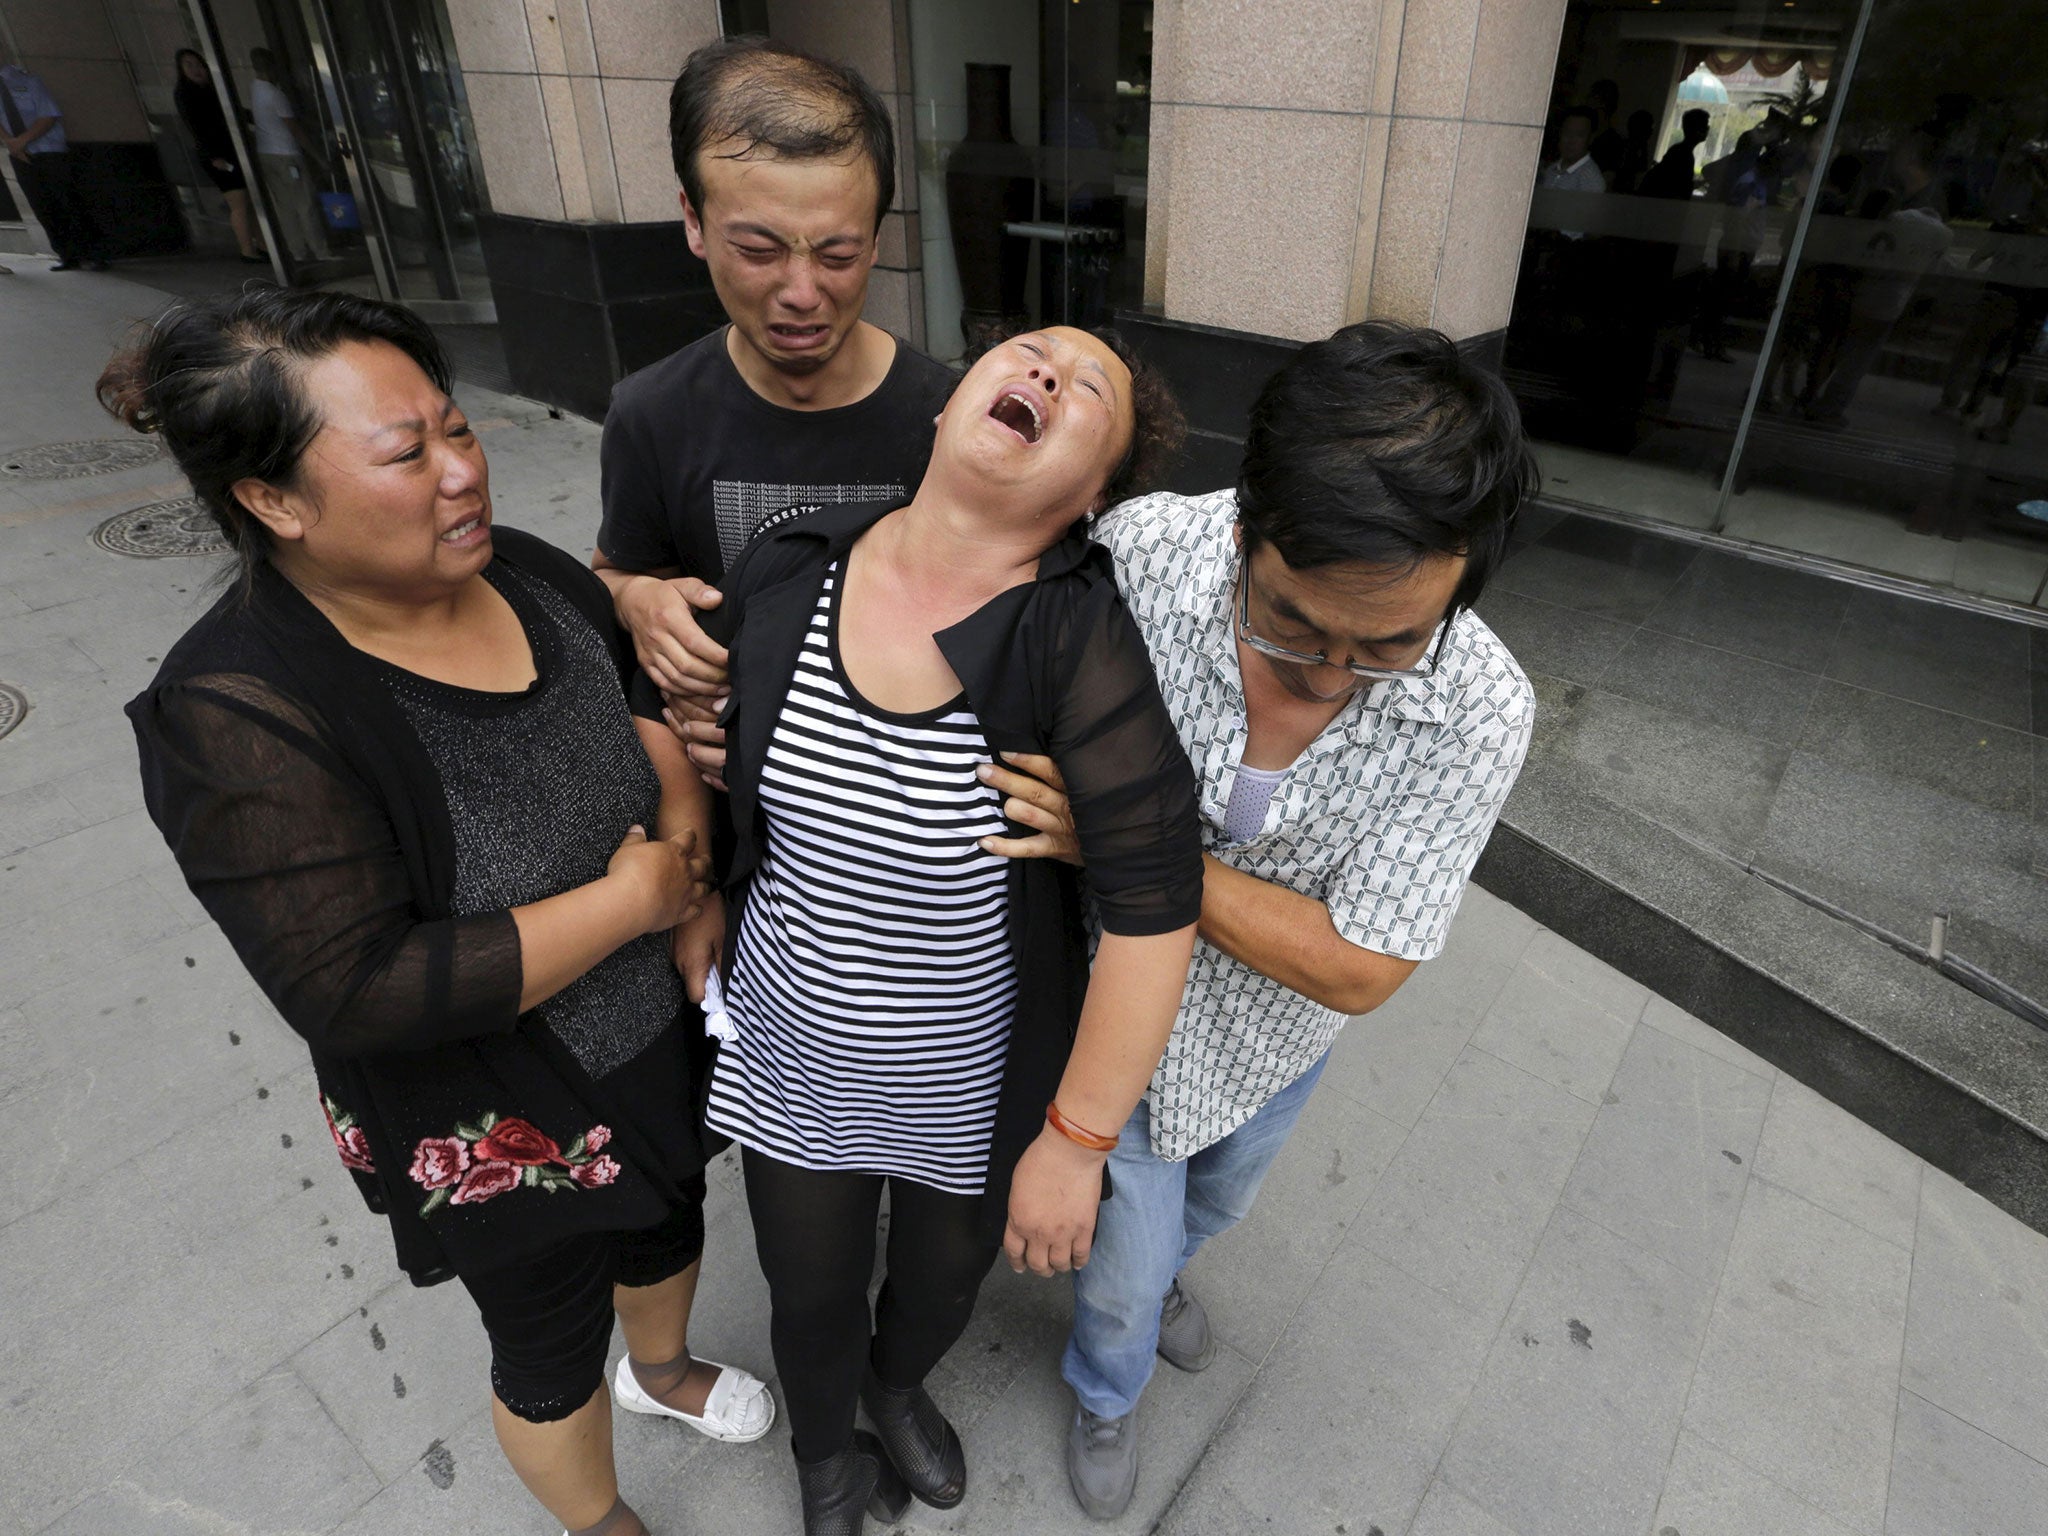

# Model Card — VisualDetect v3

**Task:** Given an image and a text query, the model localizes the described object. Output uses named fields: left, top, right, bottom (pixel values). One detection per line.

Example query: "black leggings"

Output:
left=743, top=1149, right=998, bottom=1461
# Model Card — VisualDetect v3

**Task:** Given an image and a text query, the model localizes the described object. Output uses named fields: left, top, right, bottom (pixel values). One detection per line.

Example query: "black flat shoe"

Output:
left=861, top=1369, right=966, bottom=1509
left=795, top=1429, right=910, bottom=1535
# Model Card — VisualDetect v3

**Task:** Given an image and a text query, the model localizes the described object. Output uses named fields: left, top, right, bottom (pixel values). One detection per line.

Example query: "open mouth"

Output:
left=440, top=514, right=486, bottom=544
left=988, top=389, right=1045, bottom=444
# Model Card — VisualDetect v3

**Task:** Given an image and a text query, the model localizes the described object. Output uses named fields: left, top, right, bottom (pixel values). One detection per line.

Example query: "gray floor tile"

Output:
left=1597, top=627, right=1823, bottom=745
left=1558, top=1024, right=1773, bottom=1279
left=324, top=1408, right=537, bottom=1536
left=1492, top=526, right=1696, bottom=625
left=0, top=871, right=205, bottom=1016
left=1158, top=1248, right=1496, bottom=1536
left=1885, top=1389, right=2048, bottom=1536
left=1411, top=1481, right=1525, bottom=1536
left=1469, top=947, right=1640, bottom=1107
left=1751, top=752, right=2039, bottom=976
left=1643, top=549, right=1852, bottom=672
left=1180, top=1079, right=1409, bottom=1363
left=1901, top=1169, right=2048, bottom=1469
left=1797, top=680, right=2034, bottom=815
left=1437, top=1208, right=1715, bottom=1536
left=1323, top=890, right=1532, bottom=1127
left=0, top=807, right=170, bottom=929
left=1350, top=1048, right=1597, bottom=1324
left=38, top=1368, right=381, bottom=1536
left=1752, top=1076, right=1922, bottom=1252
left=1472, top=588, right=1636, bottom=689
left=1825, top=588, right=2032, bottom=732
left=1636, top=994, right=1776, bottom=1081
left=1653, top=1429, right=1862, bottom=1536
left=291, top=1275, right=495, bottom=1486
left=0, top=1178, right=394, bottom=1531
left=1682, top=1178, right=1911, bottom=1535
left=1520, top=686, right=1793, bottom=858
left=933, top=1333, right=1256, bottom=1534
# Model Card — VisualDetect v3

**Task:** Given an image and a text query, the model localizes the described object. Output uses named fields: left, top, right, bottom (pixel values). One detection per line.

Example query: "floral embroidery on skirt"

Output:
left=405, top=1111, right=619, bottom=1214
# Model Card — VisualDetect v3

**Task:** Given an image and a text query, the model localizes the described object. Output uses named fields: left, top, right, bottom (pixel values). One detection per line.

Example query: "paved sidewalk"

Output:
left=3, top=268, right=2047, bottom=1535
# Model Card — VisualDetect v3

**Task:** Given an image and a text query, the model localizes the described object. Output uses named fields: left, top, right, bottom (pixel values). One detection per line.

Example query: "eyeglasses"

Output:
left=1236, top=572, right=1447, bottom=682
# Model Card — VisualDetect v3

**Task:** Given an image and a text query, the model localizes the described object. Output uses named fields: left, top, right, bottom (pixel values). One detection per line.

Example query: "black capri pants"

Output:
left=457, top=1178, right=706, bottom=1423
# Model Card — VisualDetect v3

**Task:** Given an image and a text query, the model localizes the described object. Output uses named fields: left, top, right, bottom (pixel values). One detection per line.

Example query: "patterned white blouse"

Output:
left=1092, top=490, right=1535, bottom=1160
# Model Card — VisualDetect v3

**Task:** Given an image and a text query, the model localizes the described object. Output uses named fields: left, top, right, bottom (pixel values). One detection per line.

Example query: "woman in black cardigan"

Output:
left=668, top=327, right=1204, bottom=1533
left=113, top=289, right=768, bottom=1536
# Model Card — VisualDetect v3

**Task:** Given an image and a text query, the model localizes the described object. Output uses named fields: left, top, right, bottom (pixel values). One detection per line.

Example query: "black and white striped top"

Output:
left=706, top=563, right=1018, bottom=1193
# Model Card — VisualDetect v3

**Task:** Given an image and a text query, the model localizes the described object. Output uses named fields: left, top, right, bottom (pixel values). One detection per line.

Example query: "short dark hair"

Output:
left=1236, top=320, right=1536, bottom=619
left=98, top=287, right=451, bottom=596
left=1558, top=106, right=1597, bottom=132
left=1682, top=108, right=1711, bottom=138
left=669, top=36, right=896, bottom=230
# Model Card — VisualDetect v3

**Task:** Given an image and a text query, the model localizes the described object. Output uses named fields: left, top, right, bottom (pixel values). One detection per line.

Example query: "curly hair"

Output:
left=1093, top=326, right=1186, bottom=508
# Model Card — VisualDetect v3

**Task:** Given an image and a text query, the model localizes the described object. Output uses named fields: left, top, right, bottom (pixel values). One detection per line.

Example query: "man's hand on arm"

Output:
left=980, top=760, right=1415, bottom=1015
left=593, top=547, right=732, bottom=783
left=591, top=548, right=730, bottom=699
left=1198, top=854, right=1415, bottom=1016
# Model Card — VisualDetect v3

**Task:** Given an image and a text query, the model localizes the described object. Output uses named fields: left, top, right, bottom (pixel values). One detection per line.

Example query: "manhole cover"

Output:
left=92, top=497, right=229, bottom=559
left=0, top=684, right=25, bottom=742
left=1, top=438, right=166, bottom=481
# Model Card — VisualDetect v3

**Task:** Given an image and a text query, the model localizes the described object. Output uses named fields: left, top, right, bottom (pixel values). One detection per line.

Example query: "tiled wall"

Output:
left=1147, top=0, right=1566, bottom=344
left=444, top=0, right=720, bottom=225
left=443, top=0, right=924, bottom=348
left=1, top=0, right=153, bottom=142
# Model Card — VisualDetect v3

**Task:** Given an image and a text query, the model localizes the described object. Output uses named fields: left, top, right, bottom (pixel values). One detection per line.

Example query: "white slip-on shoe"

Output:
left=612, top=1354, right=776, bottom=1443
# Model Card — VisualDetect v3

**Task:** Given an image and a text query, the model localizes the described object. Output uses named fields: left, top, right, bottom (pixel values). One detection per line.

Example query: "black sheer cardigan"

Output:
left=127, top=528, right=714, bottom=1285
left=675, top=499, right=1204, bottom=1241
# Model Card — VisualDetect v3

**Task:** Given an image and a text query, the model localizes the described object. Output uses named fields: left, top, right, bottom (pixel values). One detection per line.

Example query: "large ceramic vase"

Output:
left=945, top=62, right=1034, bottom=356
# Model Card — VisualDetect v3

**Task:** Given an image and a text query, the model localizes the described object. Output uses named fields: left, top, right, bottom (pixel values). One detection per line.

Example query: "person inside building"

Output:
left=1585, top=79, right=1629, bottom=187
left=593, top=37, right=957, bottom=780
left=1540, top=106, right=1608, bottom=199
left=1, top=46, right=111, bottom=271
left=112, top=287, right=773, bottom=1536
left=978, top=320, right=1537, bottom=1520
left=249, top=47, right=331, bottom=269
left=1640, top=108, right=1710, bottom=201
left=679, top=325, right=1202, bottom=1533
left=172, top=49, right=265, bottom=264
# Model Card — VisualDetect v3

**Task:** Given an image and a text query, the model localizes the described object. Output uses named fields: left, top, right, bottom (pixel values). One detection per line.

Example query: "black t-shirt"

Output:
left=597, top=325, right=959, bottom=583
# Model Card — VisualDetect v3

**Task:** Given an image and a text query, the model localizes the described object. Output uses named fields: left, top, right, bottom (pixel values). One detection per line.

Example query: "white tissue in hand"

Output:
left=702, top=966, right=737, bottom=1042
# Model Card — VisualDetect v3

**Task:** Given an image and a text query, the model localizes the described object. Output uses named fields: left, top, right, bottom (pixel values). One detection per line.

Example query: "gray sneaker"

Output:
left=1067, top=1403, right=1139, bottom=1520
left=1156, top=1276, right=1216, bottom=1372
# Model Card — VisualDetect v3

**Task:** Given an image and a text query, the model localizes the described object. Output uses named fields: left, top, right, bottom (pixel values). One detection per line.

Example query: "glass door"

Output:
left=293, top=0, right=492, bottom=317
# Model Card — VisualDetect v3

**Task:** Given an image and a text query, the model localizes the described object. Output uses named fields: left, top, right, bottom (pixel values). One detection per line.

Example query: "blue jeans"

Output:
left=1062, top=1050, right=1330, bottom=1418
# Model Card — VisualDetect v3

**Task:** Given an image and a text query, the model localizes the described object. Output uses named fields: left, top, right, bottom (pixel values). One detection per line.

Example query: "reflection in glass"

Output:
left=911, top=0, right=1152, bottom=364
left=1508, top=0, right=2048, bottom=609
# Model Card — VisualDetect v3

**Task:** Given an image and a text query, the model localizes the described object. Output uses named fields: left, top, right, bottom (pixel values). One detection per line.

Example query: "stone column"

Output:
left=1146, top=0, right=1566, bottom=350
left=445, top=0, right=725, bottom=417
left=758, top=0, right=925, bottom=348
